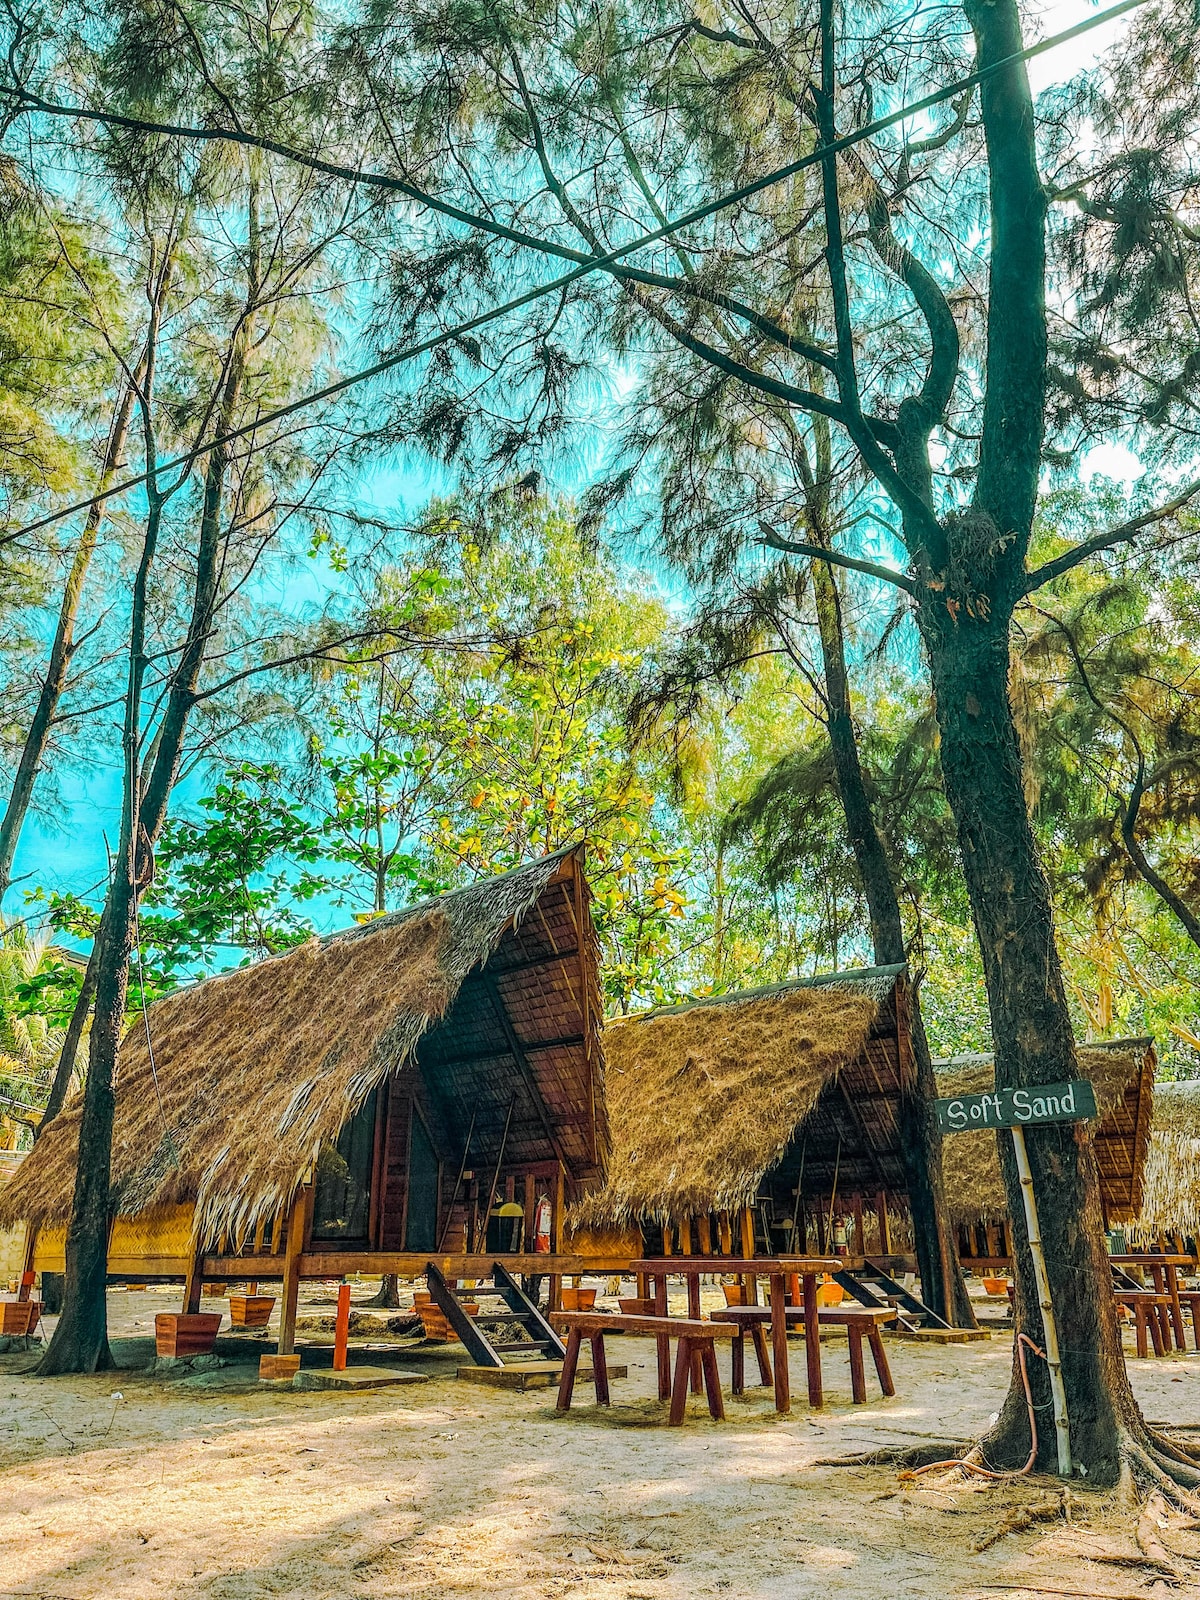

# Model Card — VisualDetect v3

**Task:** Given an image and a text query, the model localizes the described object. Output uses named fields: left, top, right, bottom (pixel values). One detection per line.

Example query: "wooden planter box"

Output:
left=1, top=1301, right=41, bottom=1336
left=414, top=1299, right=478, bottom=1341
left=155, top=1312, right=222, bottom=1357
left=229, top=1295, right=276, bottom=1329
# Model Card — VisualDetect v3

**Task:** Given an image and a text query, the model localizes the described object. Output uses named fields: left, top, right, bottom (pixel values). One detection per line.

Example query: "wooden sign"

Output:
left=935, top=1079, right=1097, bottom=1133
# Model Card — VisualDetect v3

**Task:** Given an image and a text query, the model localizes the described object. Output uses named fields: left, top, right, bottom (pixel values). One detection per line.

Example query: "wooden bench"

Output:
left=554, top=1312, right=735, bottom=1425
left=1117, top=1290, right=1176, bottom=1358
left=712, top=1305, right=897, bottom=1404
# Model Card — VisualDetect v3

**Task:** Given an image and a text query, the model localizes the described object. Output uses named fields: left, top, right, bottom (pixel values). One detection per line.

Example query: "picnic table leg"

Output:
left=589, top=1332, right=610, bottom=1405
left=1148, top=1303, right=1166, bottom=1357
left=802, top=1272, right=823, bottom=1408
left=686, top=1271, right=703, bottom=1393
left=1166, top=1265, right=1187, bottom=1350
left=847, top=1325, right=867, bottom=1404
left=1134, top=1302, right=1149, bottom=1360
left=653, top=1274, right=671, bottom=1400
left=868, top=1326, right=895, bottom=1397
left=700, top=1341, right=725, bottom=1421
left=769, top=1273, right=790, bottom=1414
left=669, top=1336, right=693, bottom=1426
left=731, top=1328, right=745, bottom=1396
left=557, top=1327, right=583, bottom=1411
left=751, top=1324, right=773, bottom=1388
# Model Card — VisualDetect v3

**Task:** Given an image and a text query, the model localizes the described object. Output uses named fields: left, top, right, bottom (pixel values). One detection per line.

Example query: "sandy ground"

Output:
left=1, top=1282, right=1199, bottom=1599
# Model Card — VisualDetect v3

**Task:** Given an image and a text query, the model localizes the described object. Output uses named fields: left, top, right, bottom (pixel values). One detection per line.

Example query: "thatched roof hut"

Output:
left=572, top=966, right=911, bottom=1234
left=1, top=848, right=605, bottom=1258
left=1129, top=1079, right=1200, bottom=1246
left=935, top=1038, right=1156, bottom=1228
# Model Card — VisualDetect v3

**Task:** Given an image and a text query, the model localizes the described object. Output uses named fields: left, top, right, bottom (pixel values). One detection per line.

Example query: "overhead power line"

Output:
left=2, top=0, right=1148, bottom=545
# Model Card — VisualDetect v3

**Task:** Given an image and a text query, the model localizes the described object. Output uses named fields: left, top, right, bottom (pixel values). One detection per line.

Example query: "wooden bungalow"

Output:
left=0, top=848, right=606, bottom=1357
left=934, top=1037, right=1157, bottom=1268
left=1129, top=1080, right=1200, bottom=1252
left=570, top=965, right=916, bottom=1267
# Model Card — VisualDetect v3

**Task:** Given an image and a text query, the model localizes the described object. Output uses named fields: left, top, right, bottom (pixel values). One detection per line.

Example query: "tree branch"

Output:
left=760, top=526, right=916, bottom=594
left=1023, top=477, right=1200, bottom=593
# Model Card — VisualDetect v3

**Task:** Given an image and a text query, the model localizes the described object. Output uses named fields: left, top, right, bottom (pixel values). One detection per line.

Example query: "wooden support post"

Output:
left=662, top=1223, right=673, bottom=1256
left=679, top=1216, right=692, bottom=1255
left=277, top=1184, right=312, bottom=1358
left=697, top=1215, right=712, bottom=1256
left=524, top=1172, right=536, bottom=1263
left=739, top=1208, right=758, bottom=1305
left=718, top=1211, right=733, bottom=1255
left=850, top=1193, right=865, bottom=1256
left=183, top=1234, right=206, bottom=1315
left=874, top=1191, right=892, bottom=1255
left=547, top=1164, right=566, bottom=1314
left=333, top=1283, right=351, bottom=1372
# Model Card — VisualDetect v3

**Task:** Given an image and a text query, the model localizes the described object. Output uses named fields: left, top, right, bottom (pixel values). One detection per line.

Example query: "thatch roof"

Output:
left=1, top=848, right=605, bottom=1247
left=1130, top=1079, right=1200, bottom=1245
left=572, top=966, right=910, bottom=1229
left=935, top=1038, right=1156, bottom=1227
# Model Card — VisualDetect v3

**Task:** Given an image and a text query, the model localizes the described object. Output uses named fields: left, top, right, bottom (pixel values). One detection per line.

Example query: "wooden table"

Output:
left=1110, top=1254, right=1193, bottom=1352
left=631, top=1256, right=841, bottom=1413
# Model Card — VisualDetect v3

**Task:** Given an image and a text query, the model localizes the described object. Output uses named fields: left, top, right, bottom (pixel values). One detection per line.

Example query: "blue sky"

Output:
left=4, top=0, right=1147, bottom=935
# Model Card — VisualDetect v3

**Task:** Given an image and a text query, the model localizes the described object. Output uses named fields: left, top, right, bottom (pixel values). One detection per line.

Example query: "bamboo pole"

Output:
left=1011, top=1127, right=1072, bottom=1476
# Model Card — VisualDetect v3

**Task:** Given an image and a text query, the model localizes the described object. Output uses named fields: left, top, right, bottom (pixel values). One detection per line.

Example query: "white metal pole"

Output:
left=1011, top=1124, right=1072, bottom=1476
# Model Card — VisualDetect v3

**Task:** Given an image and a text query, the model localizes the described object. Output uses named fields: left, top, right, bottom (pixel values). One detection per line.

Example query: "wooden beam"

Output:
left=277, top=1184, right=313, bottom=1357
left=183, top=1235, right=206, bottom=1314
left=480, top=972, right=571, bottom=1169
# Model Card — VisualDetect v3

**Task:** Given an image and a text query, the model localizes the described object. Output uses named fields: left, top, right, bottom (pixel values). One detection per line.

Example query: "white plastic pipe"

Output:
left=1011, top=1124, right=1073, bottom=1476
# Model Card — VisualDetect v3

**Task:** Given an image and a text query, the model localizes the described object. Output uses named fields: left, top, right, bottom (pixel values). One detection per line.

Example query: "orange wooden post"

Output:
left=333, top=1283, right=351, bottom=1372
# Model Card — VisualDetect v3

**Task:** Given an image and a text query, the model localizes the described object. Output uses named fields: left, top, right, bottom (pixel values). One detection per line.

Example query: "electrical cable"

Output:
left=0, top=0, right=1150, bottom=546
left=899, top=1331, right=1047, bottom=1481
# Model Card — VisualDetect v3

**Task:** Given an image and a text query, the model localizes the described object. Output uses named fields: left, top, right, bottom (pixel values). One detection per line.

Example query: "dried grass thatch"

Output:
left=0, top=849, right=583, bottom=1247
left=1129, top=1080, right=1200, bottom=1246
left=935, top=1039, right=1156, bottom=1226
left=572, top=973, right=889, bottom=1228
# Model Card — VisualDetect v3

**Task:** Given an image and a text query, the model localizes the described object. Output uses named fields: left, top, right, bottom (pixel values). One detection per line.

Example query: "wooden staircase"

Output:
left=833, top=1256, right=952, bottom=1332
left=424, top=1261, right=568, bottom=1369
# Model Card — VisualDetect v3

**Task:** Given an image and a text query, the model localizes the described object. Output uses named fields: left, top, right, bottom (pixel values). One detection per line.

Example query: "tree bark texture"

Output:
left=36, top=945, right=98, bottom=1137
left=919, top=605, right=1134, bottom=1477
left=811, top=559, right=975, bottom=1327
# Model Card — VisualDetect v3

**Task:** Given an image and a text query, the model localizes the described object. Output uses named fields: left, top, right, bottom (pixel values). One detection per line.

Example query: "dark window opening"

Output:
left=312, top=1091, right=377, bottom=1243
left=405, top=1112, right=439, bottom=1252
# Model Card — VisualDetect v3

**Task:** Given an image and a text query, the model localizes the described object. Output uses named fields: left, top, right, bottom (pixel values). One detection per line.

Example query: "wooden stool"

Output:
left=1177, top=1291, right=1200, bottom=1351
left=1117, top=1292, right=1173, bottom=1357
left=554, top=1312, right=733, bottom=1425
left=817, top=1309, right=896, bottom=1403
left=709, top=1307, right=774, bottom=1394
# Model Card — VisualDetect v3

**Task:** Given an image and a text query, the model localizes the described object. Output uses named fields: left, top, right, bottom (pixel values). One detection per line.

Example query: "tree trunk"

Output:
left=0, top=384, right=136, bottom=903
left=36, top=945, right=98, bottom=1136
left=37, top=204, right=256, bottom=1376
left=811, top=559, right=974, bottom=1326
left=921, top=604, right=1134, bottom=1478
left=35, top=887, right=133, bottom=1374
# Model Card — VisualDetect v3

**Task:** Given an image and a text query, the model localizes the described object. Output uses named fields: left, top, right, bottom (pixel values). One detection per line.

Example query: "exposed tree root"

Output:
left=815, top=1440, right=974, bottom=1468
left=971, top=1488, right=1077, bottom=1553
left=1119, top=1430, right=1200, bottom=1518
